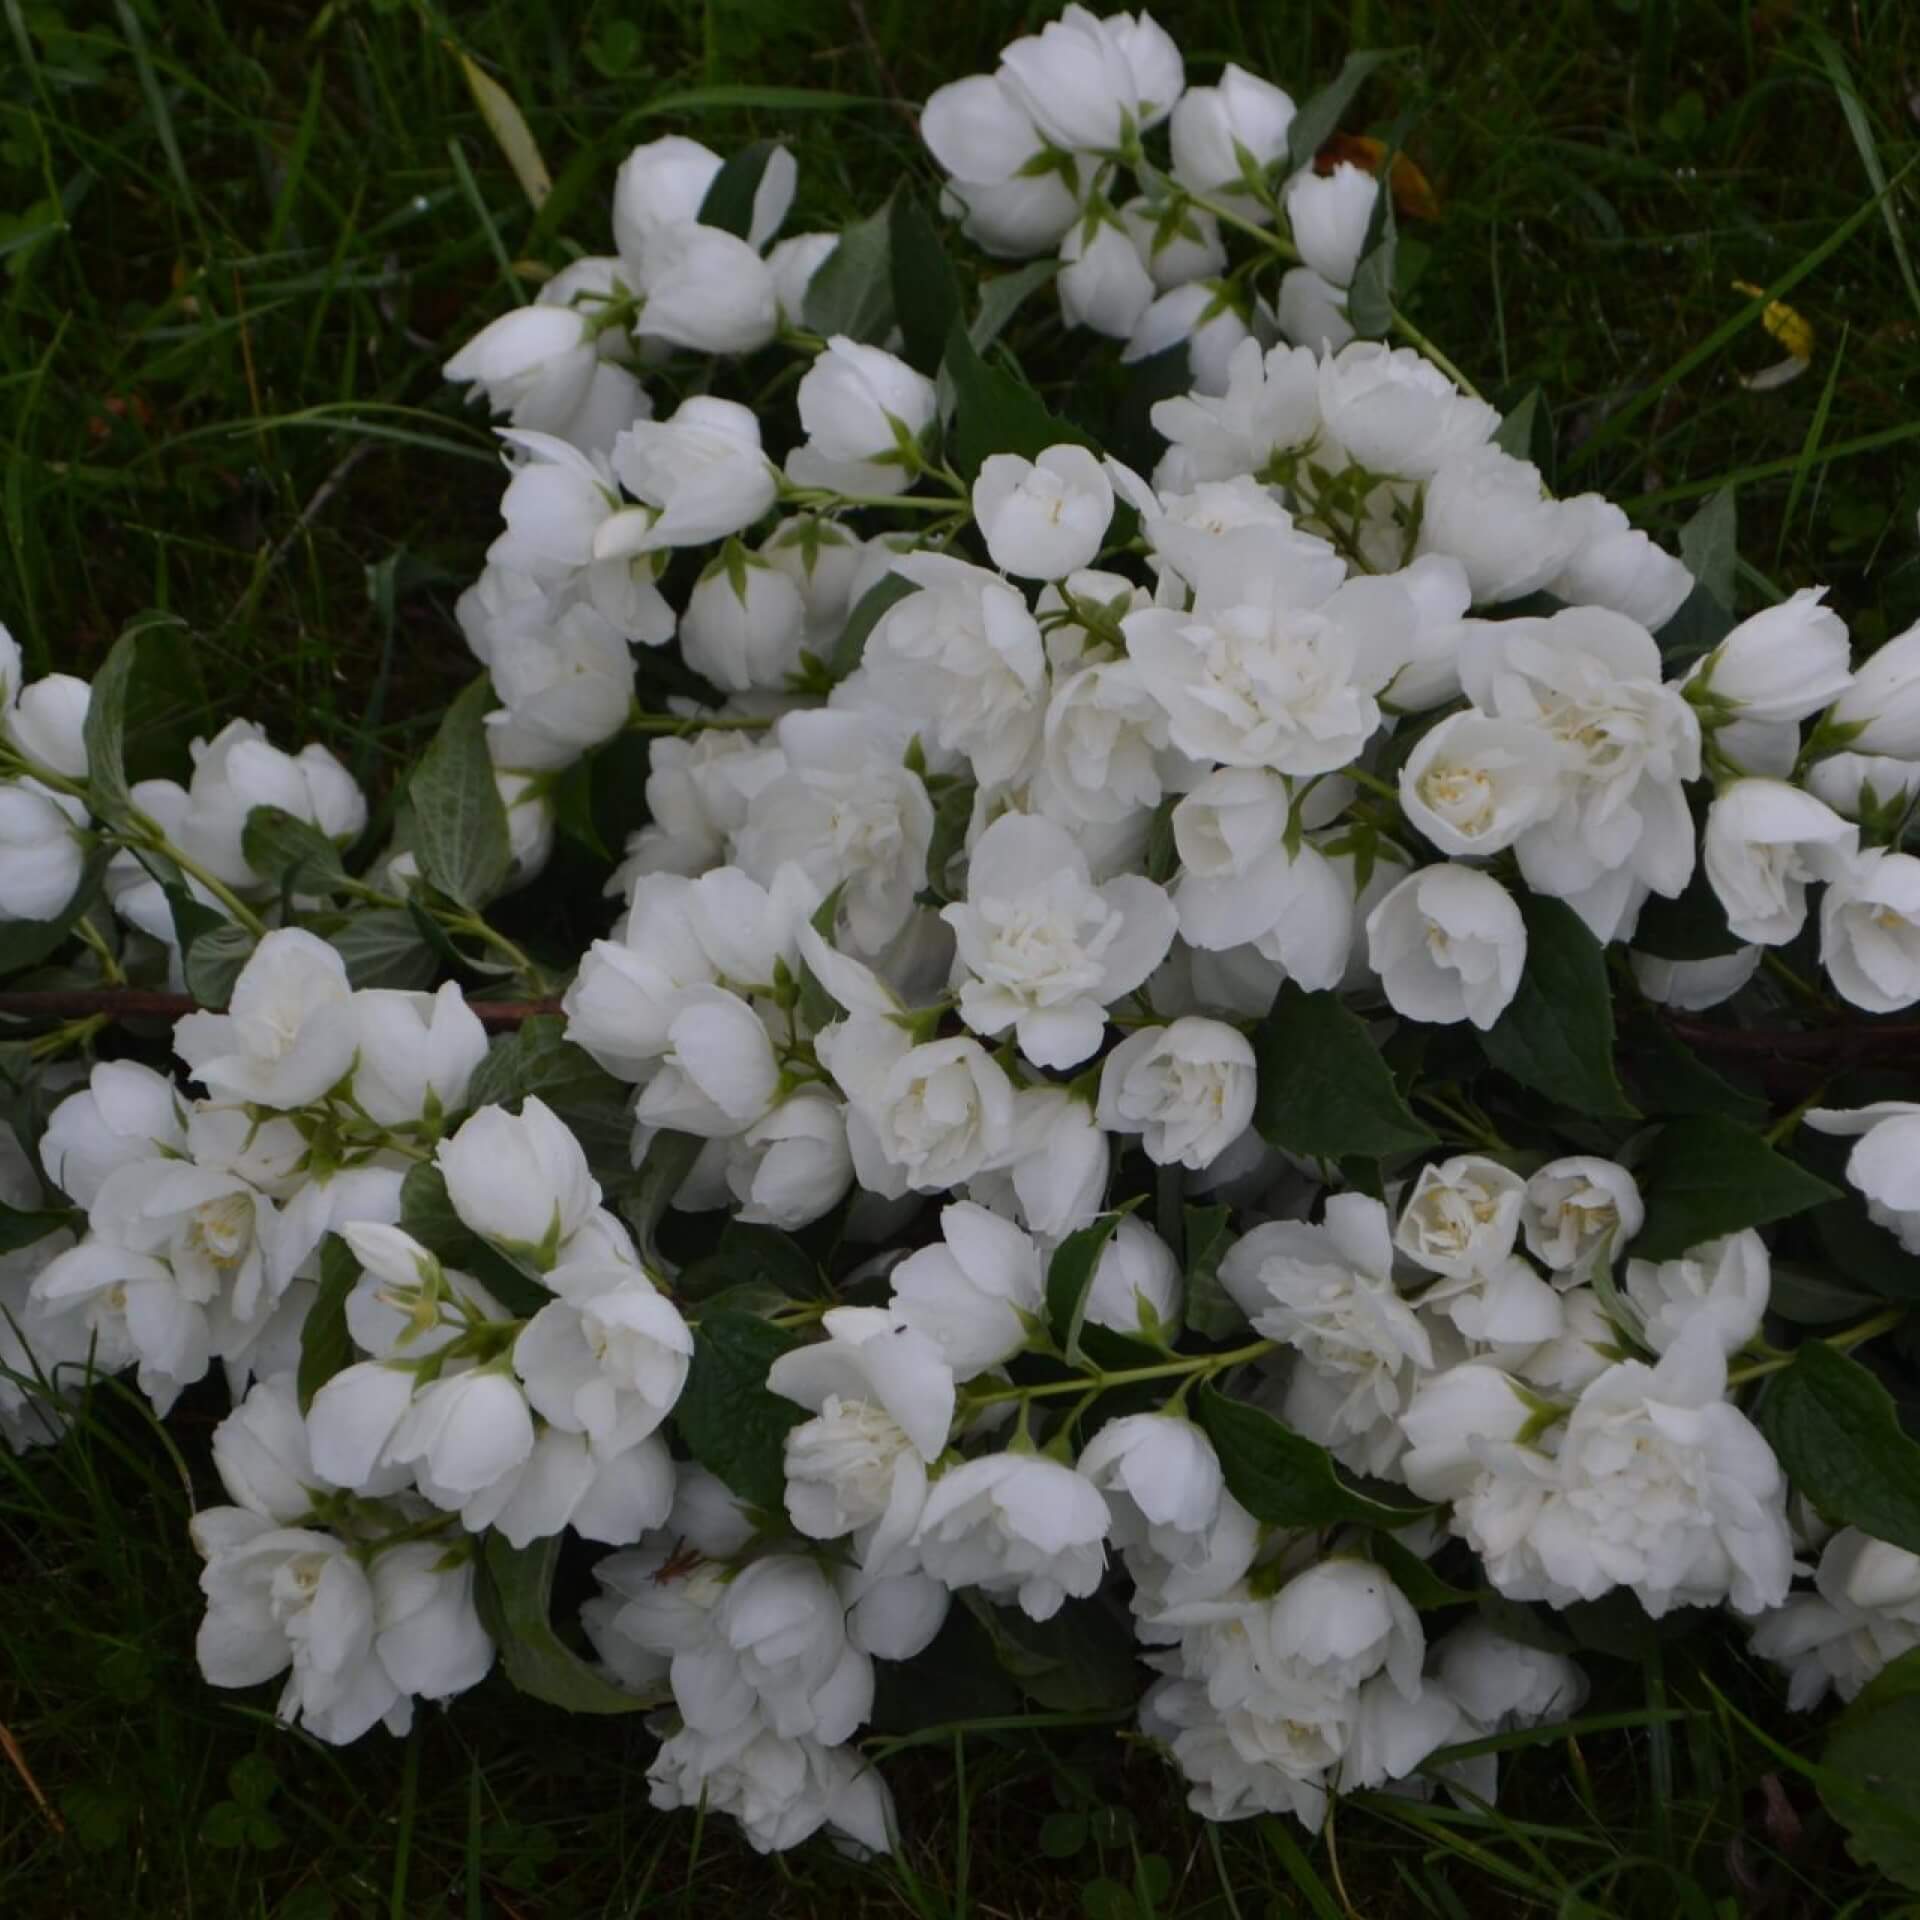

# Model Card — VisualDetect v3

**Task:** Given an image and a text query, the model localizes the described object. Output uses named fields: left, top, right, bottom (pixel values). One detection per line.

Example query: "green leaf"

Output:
left=1812, top=1194, right=1920, bottom=1305
left=1617, top=1004, right=1768, bottom=1125
left=1193, top=1383, right=1433, bottom=1529
left=328, top=908, right=438, bottom=990
left=695, top=139, right=782, bottom=240
left=1182, top=1202, right=1246, bottom=1341
left=619, top=1128, right=706, bottom=1277
left=960, top=1591, right=1142, bottom=1713
left=0, top=848, right=110, bottom=980
left=1679, top=486, right=1737, bottom=610
left=1493, top=389, right=1545, bottom=463
left=81, top=626, right=143, bottom=827
left=943, top=316, right=1098, bottom=484
left=829, top=571, right=918, bottom=682
left=1631, top=1115, right=1839, bottom=1260
left=1820, top=1693, right=1920, bottom=1890
left=673, top=1310, right=806, bottom=1511
left=1044, top=1210, right=1128, bottom=1365
left=463, top=1015, right=631, bottom=1163
left=890, top=187, right=967, bottom=376
left=0, top=1199, right=77, bottom=1253
left=183, top=922, right=257, bottom=1010
left=1755, top=1341, right=1920, bottom=1555
left=970, top=259, right=1059, bottom=353
left=1479, top=892, right=1637, bottom=1118
left=481, top=1533, right=659, bottom=1715
left=1252, top=982, right=1437, bottom=1162
left=1371, top=1532, right=1477, bottom=1610
left=1345, top=201, right=1397, bottom=340
left=241, top=805, right=351, bottom=898
left=296, top=1235, right=358, bottom=1412
left=679, top=1221, right=820, bottom=1304
left=802, top=197, right=894, bottom=345
left=410, top=677, right=511, bottom=910
left=397, top=1161, right=552, bottom=1318
left=1631, top=854, right=1744, bottom=961
left=1286, top=50, right=1400, bottom=173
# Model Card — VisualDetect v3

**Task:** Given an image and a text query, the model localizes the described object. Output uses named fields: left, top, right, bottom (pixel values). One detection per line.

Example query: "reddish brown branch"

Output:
left=0, top=989, right=562, bottom=1031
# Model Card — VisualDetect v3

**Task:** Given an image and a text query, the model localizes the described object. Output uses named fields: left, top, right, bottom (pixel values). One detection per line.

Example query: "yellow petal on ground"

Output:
left=459, top=53, right=552, bottom=210
left=1732, top=279, right=1816, bottom=362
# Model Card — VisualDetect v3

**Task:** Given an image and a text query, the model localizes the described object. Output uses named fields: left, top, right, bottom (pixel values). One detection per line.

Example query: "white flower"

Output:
left=735, top=711, right=933, bottom=953
left=647, top=1721, right=894, bottom=1856
left=436, top=1097, right=601, bottom=1259
left=1095, top=1018, right=1256, bottom=1171
left=611, top=135, right=725, bottom=252
left=1120, top=196, right=1223, bottom=301
left=1084, top=1217, right=1182, bottom=1337
left=1041, top=654, right=1183, bottom=825
left=630, top=221, right=777, bottom=355
left=346, top=983, right=488, bottom=1127
left=0, top=778, right=86, bottom=921
left=1397, top=712, right=1567, bottom=857
left=1285, top=163, right=1378, bottom=288
left=944, top=811, right=1174, bottom=1069
left=385, top=1368, right=535, bottom=1500
left=1629, top=944, right=1762, bottom=1010
left=1435, top=1618, right=1588, bottom=1732
left=973, top=445, right=1115, bottom=580
left=1808, top=751, right=1920, bottom=822
left=724, top=1090, right=854, bottom=1229
left=1546, top=495, right=1695, bottom=632
left=1275, top=267, right=1355, bottom=355
left=1316, top=342, right=1499, bottom=481
left=443, top=303, right=599, bottom=431
left=1751, top=1528, right=1920, bottom=1709
left=1416, top=449, right=1580, bottom=604
left=172, top=929, right=355, bottom=1110
left=768, top=1304, right=957, bottom=1468
left=888, top=1202, right=1043, bottom=1380
left=1624, top=1229, right=1770, bottom=1357
left=1826, top=619, right=1920, bottom=756
left=632, top=987, right=781, bottom=1140
left=1058, top=212, right=1156, bottom=338
left=601, top=397, right=776, bottom=558
left=1690, top=588, right=1853, bottom=723
left=680, top=554, right=807, bottom=694
left=1078, top=1414, right=1223, bottom=1562
left=1123, top=282, right=1253, bottom=396
left=1149, top=338, right=1321, bottom=488
left=998, top=5, right=1179, bottom=153
left=1703, top=778, right=1857, bottom=946
left=1169, top=64, right=1295, bottom=202
left=1521, top=1157, right=1643, bottom=1276
left=463, top=1426, right=673, bottom=1548
left=914, top=1452, right=1109, bottom=1621
left=1394, top=1155, right=1525, bottom=1281
left=1126, top=566, right=1414, bottom=776
left=1806, top=1103, right=1920, bottom=1254
left=860, top=551, right=1048, bottom=788
left=173, top=720, right=367, bottom=892
left=486, top=601, right=635, bottom=766
left=40, top=1059, right=185, bottom=1210
left=514, top=1264, right=693, bottom=1449
left=192, top=1514, right=404, bottom=1744
left=306, top=1361, right=419, bottom=1492
left=368, top=1541, right=495, bottom=1705
left=820, top=1016, right=1017, bottom=1199
left=921, top=72, right=1047, bottom=184
left=1366, top=865, right=1526, bottom=1029
left=788, top=338, right=938, bottom=498
left=1398, top=1363, right=1534, bottom=1502
left=767, top=231, right=837, bottom=324
left=780, top=1394, right=931, bottom=1568
left=970, top=1086, right=1111, bottom=1241
left=1222, top=1197, right=1434, bottom=1443
left=1821, top=848, right=1920, bottom=1013
left=6, top=673, right=90, bottom=778
left=210, top=1377, right=323, bottom=1524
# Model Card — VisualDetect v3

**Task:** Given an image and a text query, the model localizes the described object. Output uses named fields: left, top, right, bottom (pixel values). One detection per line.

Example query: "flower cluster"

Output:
left=3, top=3, right=1920, bottom=1870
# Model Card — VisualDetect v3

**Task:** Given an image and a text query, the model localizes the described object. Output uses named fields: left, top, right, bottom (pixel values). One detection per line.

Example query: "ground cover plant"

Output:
left=7, top=2, right=1920, bottom=1915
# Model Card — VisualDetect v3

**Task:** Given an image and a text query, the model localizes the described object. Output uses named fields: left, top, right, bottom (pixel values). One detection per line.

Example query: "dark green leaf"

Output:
left=241, top=805, right=351, bottom=898
left=695, top=139, right=781, bottom=240
left=943, top=316, right=1098, bottom=484
left=1372, top=1532, right=1476, bottom=1610
left=1194, top=1383, right=1433, bottom=1529
left=0, top=848, right=110, bottom=980
left=1630, top=859, right=1744, bottom=960
left=1144, top=793, right=1178, bottom=884
left=80, top=623, right=157, bottom=827
left=1756, top=1341, right=1920, bottom=1555
left=829, top=571, right=918, bottom=682
left=890, top=187, right=966, bottom=375
left=1493, top=389, right=1545, bottom=463
left=970, top=259, right=1059, bottom=353
left=673, top=1309, right=806, bottom=1511
left=1345, top=212, right=1397, bottom=340
left=397, top=1161, right=552, bottom=1318
left=1044, top=1210, right=1127, bottom=1365
left=1617, top=1004, right=1768, bottom=1125
left=0, top=1199, right=77, bottom=1253
left=1679, top=486, right=1737, bottom=610
left=679, top=1221, right=820, bottom=1303
left=619, top=1129, right=706, bottom=1277
left=410, top=677, right=511, bottom=910
left=960, top=1591, right=1142, bottom=1713
left=1812, top=1194, right=1920, bottom=1305
left=1480, top=892, right=1636, bottom=1119
left=1820, top=1694, right=1920, bottom=1890
left=802, top=197, right=894, bottom=344
left=183, top=922, right=256, bottom=1010
left=1632, top=1115, right=1839, bottom=1260
left=481, top=1533, right=659, bottom=1714
left=1286, top=50, right=1399, bottom=172
left=1252, top=982, right=1437, bottom=1161
left=868, top=1602, right=1022, bottom=1732
left=328, top=909, right=438, bottom=991
left=1182, top=1203, right=1245, bottom=1341
left=296, top=1235, right=358, bottom=1412
left=464, top=1015, right=632, bottom=1163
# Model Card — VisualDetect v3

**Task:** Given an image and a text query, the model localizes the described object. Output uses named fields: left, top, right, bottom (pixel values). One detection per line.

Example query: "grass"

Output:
left=7, top=0, right=1920, bottom=1912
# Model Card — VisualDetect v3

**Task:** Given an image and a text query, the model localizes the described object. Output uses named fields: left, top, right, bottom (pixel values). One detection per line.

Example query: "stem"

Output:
left=1728, top=1308, right=1905, bottom=1386
left=963, top=1337, right=1278, bottom=1408
left=626, top=710, right=773, bottom=736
